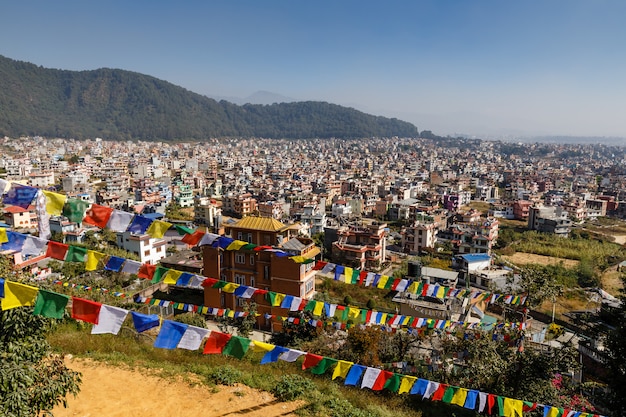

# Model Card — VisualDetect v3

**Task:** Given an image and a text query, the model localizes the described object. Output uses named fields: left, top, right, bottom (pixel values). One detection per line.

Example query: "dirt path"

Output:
left=53, top=358, right=303, bottom=417
left=502, top=252, right=579, bottom=268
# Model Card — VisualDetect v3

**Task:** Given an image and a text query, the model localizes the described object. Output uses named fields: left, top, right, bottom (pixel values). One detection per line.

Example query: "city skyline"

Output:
left=2, top=1, right=626, bottom=139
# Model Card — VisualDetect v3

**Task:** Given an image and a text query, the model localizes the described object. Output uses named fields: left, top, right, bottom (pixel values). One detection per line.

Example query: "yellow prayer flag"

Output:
left=42, top=190, right=67, bottom=216
left=146, top=220, right=172, bottom=239
left=331, top=360, right=353, bottom=380
left=450, top=388, right=468, bottom=406
left=85, top=250, right=106, bottom=271
left=222, top=283, right=239, bottom=293
left=343, top=267, right=353, bottom=284
left=226, top=240, right=247, bottom=250
left=313, top=300, right=324, bottom=316
left=251, top=340, right=275, bottom=353
left=1, top=280, right=39, bottom=310
left=502, top=398, right=523, bottom=417
left=377, top=275, right=389, bottom=289
left=289, top=255, right=306, bottom=263
left=436, top=286, right=446, bottom=298
left=163, top=269, right=183, bottom=285
left=348, top=307, right=360, bottom=319
left=401, top=316, right=411, bottom=326
left=227, top=310, right=235, bottom=318
left=407, top=281, right=419, bottom=294
left=272, top=292, right=286, bottom=307
left=0, top=228, right=8, bottom=244
left=398, top=376, right=417, bottom=394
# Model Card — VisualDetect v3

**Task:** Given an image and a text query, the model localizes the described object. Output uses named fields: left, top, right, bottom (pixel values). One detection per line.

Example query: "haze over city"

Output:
left=2, top=0, right=626, bottom=139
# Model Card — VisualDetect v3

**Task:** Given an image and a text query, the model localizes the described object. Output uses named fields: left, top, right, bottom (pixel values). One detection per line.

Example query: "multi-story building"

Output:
left=116, top=231, right=167, bottom=264
left=222, top=193, right=257, bottom=218
left=401, top=221, right=438, bottom=254
left=202, top=216, right=319, bottom=330
left=194, top=196, right=221, bottom=231
left=3, top=205, right=38, bottom=229
left=331, top=222, right=387, bottom=270
left=176, top=184, right=194, bottom=208
left=300, top=204, right=327, bottom=236
left=512, top=200, right=533, bottom=221
left=528, top=206, right=571, bottom=237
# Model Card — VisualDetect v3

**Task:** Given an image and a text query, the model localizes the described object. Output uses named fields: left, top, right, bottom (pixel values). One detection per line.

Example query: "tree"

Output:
left=513, top=264, right=563, bottom=309
left=604, top=275, right=626, bottom=415
left=0, top=257, right=81, bottom=416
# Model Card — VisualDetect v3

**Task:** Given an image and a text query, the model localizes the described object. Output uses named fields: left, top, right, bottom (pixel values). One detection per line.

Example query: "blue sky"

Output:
left=2, top=1, right=626, bottom=138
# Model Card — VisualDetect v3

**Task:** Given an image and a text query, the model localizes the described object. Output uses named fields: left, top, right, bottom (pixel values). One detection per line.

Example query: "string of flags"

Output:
left=0, top=278, right=602, bottom=417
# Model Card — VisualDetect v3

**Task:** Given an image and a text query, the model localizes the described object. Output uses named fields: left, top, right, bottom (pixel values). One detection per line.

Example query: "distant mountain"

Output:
left=210, top=90, right=297, bottom=105
left=0, top=55, right=417, bottom=140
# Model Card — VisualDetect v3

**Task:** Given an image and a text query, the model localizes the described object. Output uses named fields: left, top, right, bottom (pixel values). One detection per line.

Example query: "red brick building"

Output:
left=202, top=216, right=320, bottom=330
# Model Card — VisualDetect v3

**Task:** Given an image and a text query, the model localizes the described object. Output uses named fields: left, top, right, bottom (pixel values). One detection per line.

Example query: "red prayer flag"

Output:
left=203, top=331, right=231, bottom=354
left=181, top=230, right=205, bottom=246
left=253, top=245, right=272, bottom=251
left=313, top=261, right=326, bottom=271
left=302, top=353, right=323, bottom=370
left=487, top=394, right=496, bottom=414
left=391, top=279, right=401, bottom=290
left=421, top=283, right=429, bottom=296
left=522, top=403, right=537, bottom=412
left=201, top=278, right=219, bottom=287
left=137, top=263, right=157, bottom=279
left=83, top=204, right=114, bottom=228
left=358, top=270, right=368, bottom=285
left=45, top=241, right=69, bottom=260
left=371, top=370, right=393, bottom=391
left=432, top=384, right=448, bottom=401
left=71, top=297, right=102, bottom=324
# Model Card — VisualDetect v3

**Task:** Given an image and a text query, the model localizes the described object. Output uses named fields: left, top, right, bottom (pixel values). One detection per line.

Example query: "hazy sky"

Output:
left=2, top=1, right=626, bottom=138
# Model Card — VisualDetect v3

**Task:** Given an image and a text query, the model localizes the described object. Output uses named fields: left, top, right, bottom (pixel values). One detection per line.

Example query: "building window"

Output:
left=250, top=255, right=255, bottom=266
left=264, top=265, right=270, bottom=280
left=235, top=274, right=246, bottom=285
left=237, top=231, right=243, bottom=240
left=305, top=278, right=314, bottom=294
left=220, top=293, right=225, bottom=307
left=235, top=253, right=245, bottom=264
left=247, top=233, right=253, bottom=243
left=249, top=277, right=255, bottom=288
left=156, top=246, right=162, bottom=252
left=237, top=298, right=245, bottom=307
left=144, top=250, right=150, bottom=256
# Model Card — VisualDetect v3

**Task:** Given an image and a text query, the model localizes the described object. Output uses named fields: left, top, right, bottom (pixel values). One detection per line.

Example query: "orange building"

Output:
left=202, top=216, right=320, bottom=330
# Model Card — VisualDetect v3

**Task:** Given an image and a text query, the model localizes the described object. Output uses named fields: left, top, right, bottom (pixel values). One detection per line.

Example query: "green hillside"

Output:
left=0, top=55, right=418, bottom=140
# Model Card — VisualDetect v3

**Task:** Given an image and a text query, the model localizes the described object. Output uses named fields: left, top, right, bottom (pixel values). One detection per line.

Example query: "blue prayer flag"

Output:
left=2, top=231, right=26, bottom=252
left=154, top=320, right=188, bottom=349
left=127, top=215, right=153, bottom=234
left=334, top=265, right=345, bottom=281
left=344, top=364, right=366, bottom=386
left=131, top=311, right=159, bottom=333
left=104, top=256, right=125, bottom=272
left=3, top=184, right=38, bottom=208
left=261, top=346, right=288, bottom=364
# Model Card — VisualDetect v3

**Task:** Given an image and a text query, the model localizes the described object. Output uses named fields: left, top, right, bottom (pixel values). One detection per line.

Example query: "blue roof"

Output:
left=143, top=213, right=165, bottom=220
left=458, top=253, right=491, bottom=262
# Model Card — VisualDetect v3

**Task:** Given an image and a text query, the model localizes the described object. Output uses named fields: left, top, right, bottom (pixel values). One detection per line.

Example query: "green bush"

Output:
left=271, top=374, right=315, bottom=401
left=172, top=312, right=207, bottom=328
left=206, top=365, right=242, bottom=386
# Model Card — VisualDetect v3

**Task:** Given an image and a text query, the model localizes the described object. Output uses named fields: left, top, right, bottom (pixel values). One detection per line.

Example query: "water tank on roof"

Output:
left=407, top=261, right=422, bottom=279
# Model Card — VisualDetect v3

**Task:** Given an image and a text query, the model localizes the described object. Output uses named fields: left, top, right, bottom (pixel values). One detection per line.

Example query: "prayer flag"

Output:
left=451, top=387, right=468, bottom=407
left=177, top=326, right=210, bottom=350
left=33, top=289, right=69, bottom=319
left=302, top=353, right=323, bottom=370
left=83, top=204, right=114, bottom=228
left=91, top=305, right=128, bottom=335
left=45, top=241, right=69, bottom=260
left=146, top=220, right=172, bottom=238
left=503, top=398, right=523, bottom=417
left=278, top=349, right=305, bottom=362
left=3, top=184, right=38, bottom=208
left=198, top=233, right=220, bottom=246
left=154, top=320, right=188, bottom=349
left=1, top=280, right=39, bottom=310
left=121, top=259, right=141, bottom=275
left=162, top=269, right=183, bottom=285
left=226, top=240, right=247, bottom=250
left=0, top=228, right=7, bottom=244
left=63, top=199, right=90, bottom=223
left=104, top=256, right=125, bottom=272
left=261, top=346, right=288, bottom=364
left=85, top=250, right=106, bottom=271
left=42, top=190, right=67, bottom=216
left=181, top=230, right=204, bottom=246
left=106, top=210, right=134, bottom=232
left=21, top=235, right=48, bottom=256
left=360, top=367, right=383, bottom=389
left=331, top=360, right=354, bottom=380
left=65, top=245, right=87, bottom=262
left=174, top=224, right=195, bottom=235
left=203, top=331, right=232, bottom=354
left=71, top=297, right=102, bottom=324
left=410, top=379, right=429, bottom=396
left=138, top=263, right=157, bottom=280
left=382, top=372, right=401, bottom=393
left=310, top=357, right=338, bottom=375
left=222, top=335, right=250, bottom=359
left=131, top=311, right=159, bottom=332
left=343, top=267, right=353, bottom=284
left=398, top=376, right=417, bottom=394
left=2, top=231, right=26, bottom=251
left=127, top=215, right=153, bottom=235
left=344, top=364, right=366, bottom=386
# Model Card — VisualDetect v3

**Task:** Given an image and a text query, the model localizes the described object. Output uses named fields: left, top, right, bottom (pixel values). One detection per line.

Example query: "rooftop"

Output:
left=230, top=216, right=288, bottom=232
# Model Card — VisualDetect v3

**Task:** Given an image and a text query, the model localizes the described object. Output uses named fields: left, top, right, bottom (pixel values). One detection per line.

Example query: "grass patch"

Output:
left=315, top=276, right=397, bottom=311
left=48, top=322, right=425, bottom=417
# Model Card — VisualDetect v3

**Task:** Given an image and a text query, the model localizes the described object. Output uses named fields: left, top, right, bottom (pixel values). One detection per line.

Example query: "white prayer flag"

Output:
left=91, top=305, right=128, bottom=335
left=177, top=326, right=210, bottom=350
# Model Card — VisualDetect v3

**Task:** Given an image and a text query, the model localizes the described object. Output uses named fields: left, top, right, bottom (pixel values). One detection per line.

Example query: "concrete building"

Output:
left=528, top=206, right=571, bottom=237
left=331, top=222, right=387, bottom=270
left=116, top=231, right=167, bottom=264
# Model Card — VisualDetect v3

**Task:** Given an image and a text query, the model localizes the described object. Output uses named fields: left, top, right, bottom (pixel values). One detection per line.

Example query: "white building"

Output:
left=116, top=231, right=167, bottom=265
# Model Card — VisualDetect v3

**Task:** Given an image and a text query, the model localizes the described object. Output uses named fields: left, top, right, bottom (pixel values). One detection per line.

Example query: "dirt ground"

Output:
left=53, top=358, right=303, bottom=417
left=502, top=252, right=580, bottom=268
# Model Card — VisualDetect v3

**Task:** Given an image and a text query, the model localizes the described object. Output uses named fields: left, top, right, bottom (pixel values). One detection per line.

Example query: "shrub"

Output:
left=206, top=365, right=242, bottom=386
left=271, top=374, right=315, bottom=401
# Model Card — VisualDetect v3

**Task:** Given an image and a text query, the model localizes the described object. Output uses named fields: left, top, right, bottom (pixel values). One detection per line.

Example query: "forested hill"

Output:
left=0, top=55, right=418, bottom=140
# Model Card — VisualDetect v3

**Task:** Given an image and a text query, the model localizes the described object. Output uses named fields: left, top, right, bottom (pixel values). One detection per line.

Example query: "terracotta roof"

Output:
left=3, top=205, right=28, bottom=213
left=231, top=216, right=287, bottom=232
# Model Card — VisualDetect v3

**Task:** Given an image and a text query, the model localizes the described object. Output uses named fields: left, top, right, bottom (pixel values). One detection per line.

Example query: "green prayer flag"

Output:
left=65, top=245, right=87, bottom=262
left=383, top=278, right=394, bottom=290
left=212, top=280, right=228, bottom=289
left=310, top=357, right=338, bottom=375
left=222, top=335, right=250, bottom=359
left=383, top=373, right=402, bottom=393
left=442, top=386, right=457, bottom=403
left=266, top=291, right=278, bottom=305
left=151, top=266, right=169, bottom=284
left=351, top=269, right=360, bottom=284
left=32, top=289, right=69, bottom=319
left=63, top=199, right=90, bottom=223
left=174, top=224, right=195, bottom=235
left=304, top=300, right=317, bottom=312
left=241, top=243, right=257, bottom=251
left=497, top=395, right=505, bottom=416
